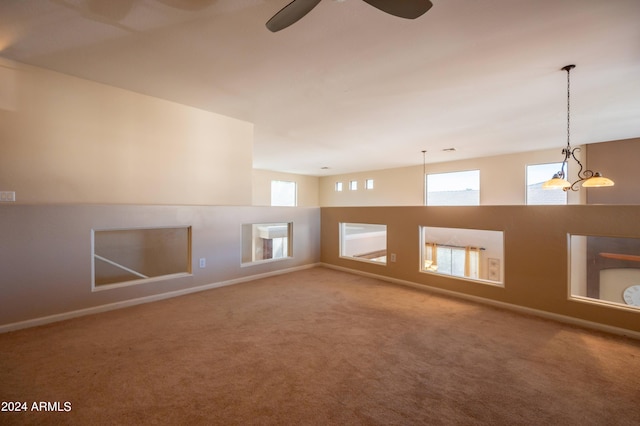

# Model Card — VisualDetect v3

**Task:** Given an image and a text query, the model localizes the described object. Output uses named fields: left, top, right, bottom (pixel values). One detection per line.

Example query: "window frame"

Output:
left=365, top=179, right=374, bottom=190
left=339, top=222, right=387, bottom=265
left=420, top=226, right=504, bottom=287
left=568, top=233, right=640, bottom=312
left=526, top=162, right=568, bottom=205
left=91, top=226, right=192, bottom=291
left=241, top=222, right=293, bottom=266
left=271, top=180, right=297, bottom=207
left=426, top=170, right=480, bottom=206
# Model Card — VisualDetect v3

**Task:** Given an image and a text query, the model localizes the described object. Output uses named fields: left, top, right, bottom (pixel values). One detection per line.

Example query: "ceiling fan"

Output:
left=266, top=0, right=433, bottom=32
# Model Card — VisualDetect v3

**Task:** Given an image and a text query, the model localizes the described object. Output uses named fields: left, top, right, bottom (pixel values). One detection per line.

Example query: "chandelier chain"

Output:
left=566, top=65, right=571, bottom=149
left=544, top=64, right=613, bottom=191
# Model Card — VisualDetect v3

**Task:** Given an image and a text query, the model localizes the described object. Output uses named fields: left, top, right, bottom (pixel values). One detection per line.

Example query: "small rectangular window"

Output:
left=426, top=170, right=480, bottom=206
left=569, top=234, right=640, bottom=310
left=349, top=180, right=358, bottom=191
left=527, top=163, right=567, bottom=205
left=420, top=226, right=504, bottom=286
left=271, top=180, right=296, bottom=206
left=92, top=227, right=192, bottom=290
left=335, top=182, right=343, bottom=192
left=242, top=222, right=293, bottom=265
left=340, top=223, right=387, bottom=264
left=365, top=179, right=374, bottom=190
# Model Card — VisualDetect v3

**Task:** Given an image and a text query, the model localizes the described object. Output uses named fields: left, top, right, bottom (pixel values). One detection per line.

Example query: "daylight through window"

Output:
left=365, top=179, right=374, bottom=190
left=426, top=170, right=480, bottom=206
left=242, top=223, right=293, bottom=265
left=421, top=226, right=504, bottom=285
left=271, top=180, right=296, bottom=206
left=527, top=163, right=567, bottom=205
left=340, top=223, right=387, bottom=264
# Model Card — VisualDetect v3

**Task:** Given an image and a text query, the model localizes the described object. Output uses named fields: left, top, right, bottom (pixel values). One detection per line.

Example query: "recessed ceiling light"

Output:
left=321, top=166, right=330, bottom=170
left=443, top=148, right=456, bottom=152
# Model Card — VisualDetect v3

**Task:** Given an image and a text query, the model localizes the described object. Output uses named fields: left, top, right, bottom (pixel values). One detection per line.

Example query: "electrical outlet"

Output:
left=0, top=191, right=16, bottom=202
left=199, top=258, right=206, bottom=268
left=390, top=253, right=397, bottom=262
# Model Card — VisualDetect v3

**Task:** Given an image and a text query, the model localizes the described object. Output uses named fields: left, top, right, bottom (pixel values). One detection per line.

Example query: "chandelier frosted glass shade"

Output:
left=542, top=174, right=571, bottom=190
left=582, top=172, right=615, bottom=188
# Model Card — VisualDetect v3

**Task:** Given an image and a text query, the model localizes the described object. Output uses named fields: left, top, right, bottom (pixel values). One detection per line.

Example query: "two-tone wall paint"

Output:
left=2, top=58, right=639, bottom=337
left=0, top=204, right=320, bottom=330
left=321, top=205, right=640, bottom=337
left=0, top=60, right=321, bottom=332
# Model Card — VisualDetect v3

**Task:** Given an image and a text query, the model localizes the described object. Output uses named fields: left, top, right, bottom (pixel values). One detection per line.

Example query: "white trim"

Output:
left=568, top=294, right=640, bottom=313
left=6, top=262, right=638, bottom=340
left=241, top=256, right=294, bottom=268
left=91, top=226, right=192, bottom=291
left=418, top=269, right=504, bottom=288
left=93, top=254, right=149, bottom=279
left=0, top=263, right=319, bottom=334
left=92, top=272, right=192, bottom=292
left=321, top=263, right=640, bottom=341
left=338, top=255, right=387, bottom=266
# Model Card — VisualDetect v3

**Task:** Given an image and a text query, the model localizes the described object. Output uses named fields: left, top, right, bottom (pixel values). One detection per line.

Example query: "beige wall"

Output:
left=0, top=59, right=253, bottom=205
left=321, top=205, right=640, bottom=335
left=586, top=137, right=640, bottom=205
left=0, top=204, right=320, bottom=329
left=1, top=59, right=638, bottom=337
left=252, top=169, right=319, bottom=207
left=320, top=166, right=423, bottom=206
left=319, top=148, right=587, bottom=206
left=0, top=61, right=323, bottom=331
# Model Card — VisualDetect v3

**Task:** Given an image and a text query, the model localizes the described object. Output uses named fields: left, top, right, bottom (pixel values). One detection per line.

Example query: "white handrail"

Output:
left=93, top=254, right=149, bottom=279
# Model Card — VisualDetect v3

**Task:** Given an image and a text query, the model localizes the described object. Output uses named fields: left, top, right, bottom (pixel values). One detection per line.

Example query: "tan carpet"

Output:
left=1, top=267, right=639, bottom=425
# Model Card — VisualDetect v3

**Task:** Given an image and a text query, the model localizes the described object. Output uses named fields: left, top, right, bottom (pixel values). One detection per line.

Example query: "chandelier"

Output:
left=542, top=65, right=614, bottom=191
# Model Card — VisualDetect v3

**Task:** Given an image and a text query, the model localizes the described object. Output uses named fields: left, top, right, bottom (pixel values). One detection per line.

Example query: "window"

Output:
left=569, top=234, right=640, bottom=310
left=340, top=223, right=387, bottom=264
left=424, top=245, right=478, bottom=278
left=271, top=180, right=296, bottom=206
left=365, top=179, right=374, bottom=190
left=527, top=163, right=567, bottom=205
left=335, top=182, right=343, bottom=192
left=426, top=170, right=480, bottom=206
left=92, top=227, right=192, bottom=290
left=421, top=226, right=504, bottom=285
left=242, top=222, right=292, bottom=265
left=349, top=180, right=358, bottom=191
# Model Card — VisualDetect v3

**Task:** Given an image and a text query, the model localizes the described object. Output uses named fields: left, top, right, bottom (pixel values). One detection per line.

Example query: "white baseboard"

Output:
left=321, top=263, right=640, bottom=341
left=6, top=262, right=638, bottom=341
left=0, top=263, right=320, bottom=334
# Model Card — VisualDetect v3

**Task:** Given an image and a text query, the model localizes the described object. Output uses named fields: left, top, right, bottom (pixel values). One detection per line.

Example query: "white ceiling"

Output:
left=1, top=0, right=639, bottom=176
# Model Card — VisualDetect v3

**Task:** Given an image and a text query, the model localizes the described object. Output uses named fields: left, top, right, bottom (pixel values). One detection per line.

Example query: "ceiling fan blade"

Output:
left=266, top=0, right=323, bottom=32
left=361, top=0, right=433, bottom=19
